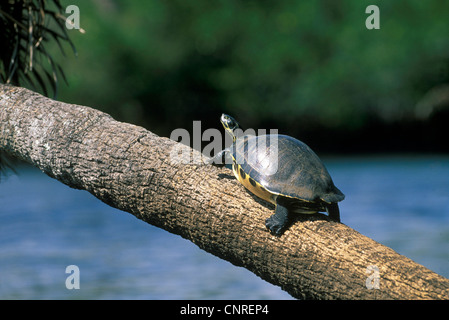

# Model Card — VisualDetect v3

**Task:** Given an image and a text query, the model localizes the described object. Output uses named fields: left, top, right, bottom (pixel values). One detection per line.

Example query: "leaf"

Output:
left=0, top=0, right=78, bottom=97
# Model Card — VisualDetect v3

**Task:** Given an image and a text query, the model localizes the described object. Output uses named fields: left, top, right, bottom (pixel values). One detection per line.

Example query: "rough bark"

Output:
left=1, top=84, right=448, bottom=300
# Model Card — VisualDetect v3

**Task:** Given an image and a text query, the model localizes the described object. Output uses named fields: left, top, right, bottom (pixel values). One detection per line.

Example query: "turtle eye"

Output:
left=227, top=119, right=236, bottom=129
left=221, top=114, right=238, bottom=130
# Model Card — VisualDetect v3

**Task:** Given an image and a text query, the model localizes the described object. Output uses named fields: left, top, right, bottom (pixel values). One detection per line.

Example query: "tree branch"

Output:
left=1, top=84, right=448, bottom=299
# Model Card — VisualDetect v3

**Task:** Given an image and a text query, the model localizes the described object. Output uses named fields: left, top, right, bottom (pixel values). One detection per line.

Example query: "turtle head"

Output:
left=220, top=114, right=240, bottom=142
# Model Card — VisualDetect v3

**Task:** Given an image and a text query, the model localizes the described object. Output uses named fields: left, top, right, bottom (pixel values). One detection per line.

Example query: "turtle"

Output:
left=207, top=114, right=345, bottom=236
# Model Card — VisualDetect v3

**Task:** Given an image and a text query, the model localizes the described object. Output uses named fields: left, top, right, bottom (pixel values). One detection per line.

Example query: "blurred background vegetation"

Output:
left=3, top=0, right=449, bottom=153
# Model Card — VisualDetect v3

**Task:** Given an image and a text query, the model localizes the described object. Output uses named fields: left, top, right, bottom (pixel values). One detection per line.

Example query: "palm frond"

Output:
left=0, top=0, right=79, bottom=98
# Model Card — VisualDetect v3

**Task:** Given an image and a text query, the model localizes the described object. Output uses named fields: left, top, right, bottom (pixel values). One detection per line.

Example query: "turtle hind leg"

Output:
left=266, top=200, right=290, bottom=236
left=326, top=203, right=341, bottom=222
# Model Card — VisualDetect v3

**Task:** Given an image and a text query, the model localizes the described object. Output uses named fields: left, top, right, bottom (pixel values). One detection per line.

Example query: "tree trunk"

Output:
left=1, top=84, right=448, bottom=299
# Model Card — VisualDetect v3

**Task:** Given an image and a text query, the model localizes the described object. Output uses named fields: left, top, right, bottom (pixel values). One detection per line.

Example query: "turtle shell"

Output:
left=229, top=134, right=345, bottom=204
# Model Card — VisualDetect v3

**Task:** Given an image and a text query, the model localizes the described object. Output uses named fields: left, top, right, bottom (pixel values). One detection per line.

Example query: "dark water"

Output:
left=0, top=156, right=448, bottom=299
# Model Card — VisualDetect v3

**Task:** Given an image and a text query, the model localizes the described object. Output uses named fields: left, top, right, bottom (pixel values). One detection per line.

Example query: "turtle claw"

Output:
left=265, top=216, right=285, bottom=236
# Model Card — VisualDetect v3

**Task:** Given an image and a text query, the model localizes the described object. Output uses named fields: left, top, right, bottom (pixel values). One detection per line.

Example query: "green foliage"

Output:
left=22, top=1, right=449, bottom=135
left=0, top=0, right=77, bottom=97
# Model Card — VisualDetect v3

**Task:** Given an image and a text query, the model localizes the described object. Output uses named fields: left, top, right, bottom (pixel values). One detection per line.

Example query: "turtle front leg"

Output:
left=205, top=149, right=229, bottom=166
left=266, top=200, right=290, bottom=236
